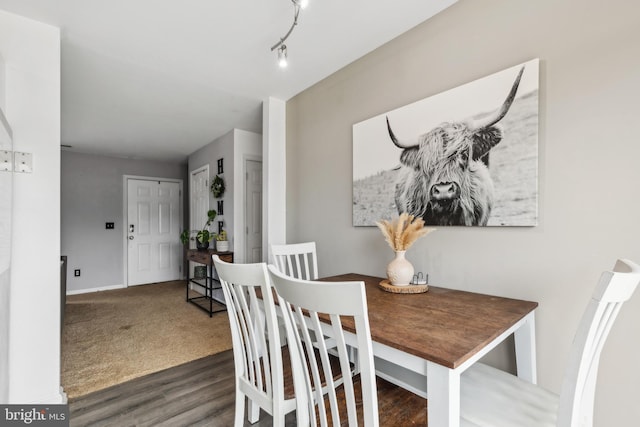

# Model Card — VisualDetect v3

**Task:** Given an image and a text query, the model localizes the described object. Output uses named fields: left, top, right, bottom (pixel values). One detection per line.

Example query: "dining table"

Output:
left=319, top=273, right=538, bottom=427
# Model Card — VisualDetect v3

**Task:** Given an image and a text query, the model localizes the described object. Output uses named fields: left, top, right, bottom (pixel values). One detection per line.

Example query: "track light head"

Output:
left=271, top=0, right=310, bottom=68
left=293, top=0, right=309, bottom=9
left=278, top=45, right=288, bottom=68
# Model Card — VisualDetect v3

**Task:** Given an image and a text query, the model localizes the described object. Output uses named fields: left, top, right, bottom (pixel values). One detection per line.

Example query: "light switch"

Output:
left=0, top=151, right=11, bottom=172
left=14, top=152, right=33, bottom=173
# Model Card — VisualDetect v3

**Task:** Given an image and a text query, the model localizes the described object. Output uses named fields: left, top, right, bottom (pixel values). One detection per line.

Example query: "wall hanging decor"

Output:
left=211, top=174, right=225, bottom=198
left=353, top=58, right=539, bottom=227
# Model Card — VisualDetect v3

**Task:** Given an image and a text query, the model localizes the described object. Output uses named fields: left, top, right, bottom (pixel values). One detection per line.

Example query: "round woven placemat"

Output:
left=378, top=279, right=428, bottom=294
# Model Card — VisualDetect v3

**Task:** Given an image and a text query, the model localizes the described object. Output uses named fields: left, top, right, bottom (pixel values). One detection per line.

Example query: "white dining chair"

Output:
left=213, top=256, right=302, bottom=426
left=270, top=241, right=341, bottom=352
left=270, top=242, right=318, bottom=280
left=460, top=258, right=640, bottom=427
left=267, top=264, right=427, bottom=427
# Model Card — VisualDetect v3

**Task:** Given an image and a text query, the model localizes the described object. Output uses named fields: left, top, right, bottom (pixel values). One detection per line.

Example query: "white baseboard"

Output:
left=66, top=284, right=125, bottom=295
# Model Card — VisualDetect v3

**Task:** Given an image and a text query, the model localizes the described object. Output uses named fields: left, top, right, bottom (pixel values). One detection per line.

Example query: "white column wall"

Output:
left=0, top=52, right=12, bottom=404
left=0, top=10, right=63, bottom=403
left=262, top=97, right=286, bottom=262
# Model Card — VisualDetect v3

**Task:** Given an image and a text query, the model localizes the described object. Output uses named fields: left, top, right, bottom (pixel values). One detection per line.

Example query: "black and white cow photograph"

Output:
left=353, top=59, right=539, bottom=227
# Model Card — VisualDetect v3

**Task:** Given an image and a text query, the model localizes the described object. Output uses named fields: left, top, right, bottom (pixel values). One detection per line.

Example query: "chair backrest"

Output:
left=270, top=242, right=318, bottom=280
left=212, top=256, right=291, bottom=419
left=558, top=259, right=640, bottom=427
left=268, top=264, right=379, bottom=427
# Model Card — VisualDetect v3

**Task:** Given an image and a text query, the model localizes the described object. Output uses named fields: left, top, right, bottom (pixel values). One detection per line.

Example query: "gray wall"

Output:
left=187, top=128, right=262, bottom=260
left=61, top=151, right=187, bottom=293
left=188, top=130, right=234, bottom=247
left=286, top=0, right=640, bottom=425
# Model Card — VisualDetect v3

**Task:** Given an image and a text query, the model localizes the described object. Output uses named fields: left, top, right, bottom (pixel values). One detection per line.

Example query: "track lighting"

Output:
left=278, top=45, right=288, bottom=68
left=270, top=0, right=310, bottom=68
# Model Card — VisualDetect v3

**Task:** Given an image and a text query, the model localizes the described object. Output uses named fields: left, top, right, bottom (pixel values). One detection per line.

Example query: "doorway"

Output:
left=189, top=165, right=209, bottom=279
left=245, top=159, right=263, bottom=262
left=125, top=177, right=183, bottom=286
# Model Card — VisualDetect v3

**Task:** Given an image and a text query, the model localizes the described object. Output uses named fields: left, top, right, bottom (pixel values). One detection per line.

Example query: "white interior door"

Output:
left=190, top=165, right=209, bottom=244
left=189, top=166, right=209, bottom=281
left=127, top=179, right=181, bottom=286
left=245, top=160, right=263, bottom=262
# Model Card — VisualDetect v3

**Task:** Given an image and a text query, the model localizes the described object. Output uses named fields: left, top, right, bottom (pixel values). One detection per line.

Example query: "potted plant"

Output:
left=215, top=229, right=229, bottom=252
left=180, top=209, right=217, bottom=251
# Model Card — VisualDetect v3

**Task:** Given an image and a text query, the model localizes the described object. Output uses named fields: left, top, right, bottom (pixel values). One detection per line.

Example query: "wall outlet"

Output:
left=106, top=222, right=114, bottom=229
left=74, top=269, right=80, bottom=277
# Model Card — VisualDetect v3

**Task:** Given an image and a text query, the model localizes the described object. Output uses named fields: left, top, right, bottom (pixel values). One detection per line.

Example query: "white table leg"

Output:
left=514, top=311, right=537, bottom=384
left=427, top=361, right=460, bottom=427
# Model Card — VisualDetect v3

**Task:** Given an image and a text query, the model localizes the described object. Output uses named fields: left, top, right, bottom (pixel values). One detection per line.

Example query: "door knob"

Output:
left=128, top=236, right=134, bottom=240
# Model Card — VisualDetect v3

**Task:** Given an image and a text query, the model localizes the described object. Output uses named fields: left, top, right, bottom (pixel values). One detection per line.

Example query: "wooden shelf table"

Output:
left=186, top=249, right=233, bottom=317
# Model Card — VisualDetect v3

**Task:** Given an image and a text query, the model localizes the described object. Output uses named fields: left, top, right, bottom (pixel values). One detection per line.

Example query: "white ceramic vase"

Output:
left=216, top=240, right=229, bottom=252
left=386, top=250, right=414, bottom=286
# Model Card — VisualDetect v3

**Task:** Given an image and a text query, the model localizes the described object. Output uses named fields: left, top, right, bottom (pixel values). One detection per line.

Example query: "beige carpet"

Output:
left=62, top=280, right=232, bottom=399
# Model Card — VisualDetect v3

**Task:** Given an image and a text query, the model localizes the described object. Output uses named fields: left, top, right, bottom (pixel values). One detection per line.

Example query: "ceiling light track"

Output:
left=271, top=0, right=309, bottom=68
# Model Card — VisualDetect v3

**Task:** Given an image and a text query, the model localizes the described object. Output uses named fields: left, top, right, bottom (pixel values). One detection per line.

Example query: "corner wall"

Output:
left=0, top=10, right=62, bottom=403
left=188, top=128, right=262, bottom=262
left=286, top=0, right=640, bottom=424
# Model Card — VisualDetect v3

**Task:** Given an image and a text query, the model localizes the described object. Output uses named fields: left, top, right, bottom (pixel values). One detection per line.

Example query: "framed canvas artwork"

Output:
left=353, top=59, right=539, bottom=227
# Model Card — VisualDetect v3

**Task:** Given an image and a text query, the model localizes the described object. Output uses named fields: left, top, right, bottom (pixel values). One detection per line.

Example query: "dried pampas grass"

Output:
left=376, top=213, right=435, bottom=252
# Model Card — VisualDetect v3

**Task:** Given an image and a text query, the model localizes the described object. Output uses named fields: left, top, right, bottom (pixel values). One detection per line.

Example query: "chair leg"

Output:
left=248, top=398, right=260, bottom=424
left=273, top=410, right=285, bottom=427
left=235, top=391, right=246, bottom=427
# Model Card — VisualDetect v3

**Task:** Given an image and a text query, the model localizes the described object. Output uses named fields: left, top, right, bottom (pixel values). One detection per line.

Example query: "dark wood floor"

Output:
left=69, top=349, right=292, bottom=427
left=69, top=348, right=427, bottom=427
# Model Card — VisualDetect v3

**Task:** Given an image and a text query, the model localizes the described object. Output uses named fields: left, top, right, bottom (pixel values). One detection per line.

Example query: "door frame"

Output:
left=240, top=154, right=263, bottom=263
left=122, top=175, right=184, bottom=287
left=188, top=164, right=210, bottom=280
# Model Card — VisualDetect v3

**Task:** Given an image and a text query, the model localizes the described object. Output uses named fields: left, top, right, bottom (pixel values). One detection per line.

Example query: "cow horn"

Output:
left=386, top=116, right=418, bottom=149
left=471, top=65, right=525, bottom=130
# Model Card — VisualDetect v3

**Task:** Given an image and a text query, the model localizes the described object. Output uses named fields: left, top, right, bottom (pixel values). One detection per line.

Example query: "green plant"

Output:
left=215, top=230, right=227, bottom=241
left=180, top=209, right=217, bottom=244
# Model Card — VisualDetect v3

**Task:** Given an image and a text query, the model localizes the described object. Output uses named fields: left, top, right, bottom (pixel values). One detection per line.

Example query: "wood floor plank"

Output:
left=69, top=347, right=427, bottom=426
left=69, top=351, right=236, bottom=427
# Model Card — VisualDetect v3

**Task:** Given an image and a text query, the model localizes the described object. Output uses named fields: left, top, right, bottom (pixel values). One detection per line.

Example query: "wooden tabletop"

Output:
left=321, top=273, right=538, bottom=369
left=186, top=249, right=233, bottom=265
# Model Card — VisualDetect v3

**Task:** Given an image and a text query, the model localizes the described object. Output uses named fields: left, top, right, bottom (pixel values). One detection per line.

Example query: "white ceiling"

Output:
left=0, top=0, right=456, bottom=162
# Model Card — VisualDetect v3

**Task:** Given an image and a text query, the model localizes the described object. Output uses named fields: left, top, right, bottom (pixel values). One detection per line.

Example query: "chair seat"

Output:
left=323, top=375, right=427, bottom=427
left=460, top=363, right=559, bottom=427
left=278, top=344, right=350, bottom=400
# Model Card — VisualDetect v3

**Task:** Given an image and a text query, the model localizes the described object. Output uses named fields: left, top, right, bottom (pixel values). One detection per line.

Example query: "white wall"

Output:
left=0, top=10, right=63, bottom=403
left=0, top=52, right=12, bottom=404
left=286, top=0, right=640, bottom=425
left=263, top=98, right=286, bottom=261
left=61, top=151, right=187, bottom=293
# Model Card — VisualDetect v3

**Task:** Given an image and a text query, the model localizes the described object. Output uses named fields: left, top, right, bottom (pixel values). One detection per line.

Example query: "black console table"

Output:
left=186, top=249, right=233, bottom=317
